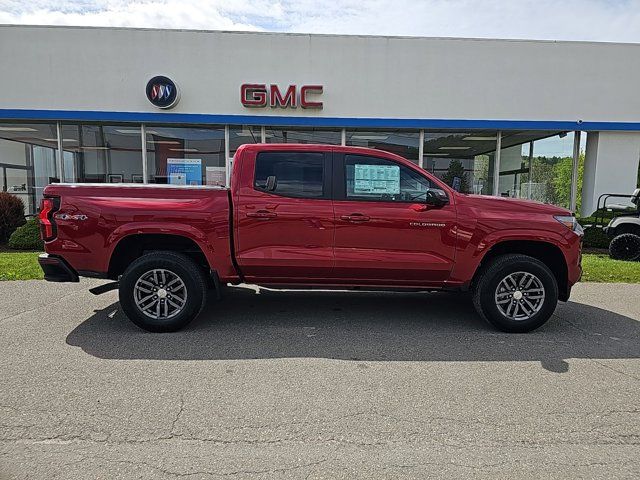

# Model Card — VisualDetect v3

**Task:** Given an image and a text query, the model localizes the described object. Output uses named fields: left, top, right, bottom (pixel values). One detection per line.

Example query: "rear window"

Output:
left=254, top=152, right=325, bottom=198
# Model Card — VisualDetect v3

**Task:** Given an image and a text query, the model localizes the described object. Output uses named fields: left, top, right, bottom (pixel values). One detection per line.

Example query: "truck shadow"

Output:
left=66, top=286, right=640, bottom=373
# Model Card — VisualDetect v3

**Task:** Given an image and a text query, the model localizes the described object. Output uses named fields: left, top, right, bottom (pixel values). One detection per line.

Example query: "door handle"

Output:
left=247, top=210, right=277, bottom=219
left=340, top=213, right=370, bottom=222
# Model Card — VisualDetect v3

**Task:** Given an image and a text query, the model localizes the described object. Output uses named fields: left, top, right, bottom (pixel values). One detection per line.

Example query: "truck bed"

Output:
left=41, top=183, right=238, bottom=281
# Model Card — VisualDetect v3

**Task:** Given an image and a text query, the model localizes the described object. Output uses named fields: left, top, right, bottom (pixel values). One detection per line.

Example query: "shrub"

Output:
left=8, top=217, right=44, bottom=251
left=582, top=226, right=610, bottom=249
left=0, top=192, right=26, bottom=243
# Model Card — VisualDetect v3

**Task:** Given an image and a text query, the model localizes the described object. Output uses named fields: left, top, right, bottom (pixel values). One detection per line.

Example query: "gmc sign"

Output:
left=241, top=84, right=323, bottom=109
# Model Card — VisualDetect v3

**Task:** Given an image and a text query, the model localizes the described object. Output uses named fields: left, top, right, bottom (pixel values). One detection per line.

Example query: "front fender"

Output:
left=449, top=226, right=575, bottom=286
left=475, top=229, right=572, bottom=260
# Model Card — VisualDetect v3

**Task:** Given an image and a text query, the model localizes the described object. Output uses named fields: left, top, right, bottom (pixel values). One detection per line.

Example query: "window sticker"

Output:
left=353, top=164, right=400, bottom=194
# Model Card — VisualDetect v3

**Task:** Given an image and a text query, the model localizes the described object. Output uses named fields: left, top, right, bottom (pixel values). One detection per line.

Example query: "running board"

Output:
left=89, top=281, right=119, bottom=295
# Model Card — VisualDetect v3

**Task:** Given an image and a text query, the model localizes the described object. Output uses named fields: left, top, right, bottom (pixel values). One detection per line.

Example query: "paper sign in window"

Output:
left=167, top=158, right=202, bottom=186
left=353, top=164, right=400, bottom=194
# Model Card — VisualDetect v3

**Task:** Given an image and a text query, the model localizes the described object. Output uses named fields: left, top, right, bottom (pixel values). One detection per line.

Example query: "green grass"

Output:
left=581, top=253, right=640, bottom=283
left=1, top=252, right=640, bottom=284
left=0, top=252, right=43, bottom=281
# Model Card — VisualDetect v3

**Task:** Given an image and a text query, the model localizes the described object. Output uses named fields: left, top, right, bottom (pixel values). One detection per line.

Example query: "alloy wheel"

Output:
left=133, top=269, right=188, bottom=320
left=494, top=271, right=546, bottom=321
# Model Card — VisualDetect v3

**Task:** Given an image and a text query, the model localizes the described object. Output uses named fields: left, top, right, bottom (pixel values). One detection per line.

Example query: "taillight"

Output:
left=39, top=197, right=59, bottom=241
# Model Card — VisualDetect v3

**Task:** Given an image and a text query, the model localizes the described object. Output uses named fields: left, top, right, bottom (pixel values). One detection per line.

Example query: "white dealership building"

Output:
left=0, top=24, right=639, bottom=216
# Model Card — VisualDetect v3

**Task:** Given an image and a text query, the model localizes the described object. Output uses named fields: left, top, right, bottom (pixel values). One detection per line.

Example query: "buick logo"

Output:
left=146, top=75, right=179, bottom=109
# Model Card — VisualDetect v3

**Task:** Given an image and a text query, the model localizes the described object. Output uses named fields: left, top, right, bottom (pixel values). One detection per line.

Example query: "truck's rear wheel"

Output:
left=472, top=254, right=558, bottom=333
left=119, top=251, right=207, bottom=332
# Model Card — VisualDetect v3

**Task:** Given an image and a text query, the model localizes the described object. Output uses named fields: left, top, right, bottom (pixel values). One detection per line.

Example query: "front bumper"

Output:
left=38, top=254, right=79, bottom=282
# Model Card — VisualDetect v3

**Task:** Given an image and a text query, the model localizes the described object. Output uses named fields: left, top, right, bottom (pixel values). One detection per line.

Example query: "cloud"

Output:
left=0, top=0, right=273, bottom=30
left=1, top=0, right=640, bottom=42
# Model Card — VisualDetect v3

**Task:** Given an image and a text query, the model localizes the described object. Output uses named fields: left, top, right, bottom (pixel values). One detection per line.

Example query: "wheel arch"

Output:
left=108, top=233, right=211, bottom=280
left=472, top=240, right=569, bottom=301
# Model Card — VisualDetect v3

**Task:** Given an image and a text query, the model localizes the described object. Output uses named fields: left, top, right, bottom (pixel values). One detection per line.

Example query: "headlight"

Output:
left=554, top=215, right=584, bottom=235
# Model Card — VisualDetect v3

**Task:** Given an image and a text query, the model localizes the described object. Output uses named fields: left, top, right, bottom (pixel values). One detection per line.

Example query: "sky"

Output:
left=1, top=0, right=640, bottom=43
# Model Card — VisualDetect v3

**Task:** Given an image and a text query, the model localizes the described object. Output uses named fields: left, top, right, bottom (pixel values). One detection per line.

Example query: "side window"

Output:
left=344, top=154, right=434, bottom=202
left=254, top=152, right=324, bottom=198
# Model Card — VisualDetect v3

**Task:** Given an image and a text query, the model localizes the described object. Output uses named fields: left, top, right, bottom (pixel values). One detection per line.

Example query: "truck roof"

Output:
left=235, top=143, right=411, bottom=163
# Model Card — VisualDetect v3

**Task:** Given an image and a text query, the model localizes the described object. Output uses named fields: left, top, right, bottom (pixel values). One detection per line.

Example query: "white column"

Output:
left=527, top=141, right=533, bottom=200
left=581, top=132, right=640, bottom=217
left=140, top=124, right=148, bottom=184
left=341, top=128, right=346, bottom=146
left=260, top=126, right=266, bottom=143
left=224, top=125, right=231, bottom=187
left=418, top=129, right=424, bottom=168
left=56, top=122, right=64, bottom=182
left=569, top=131, right=581, bottom=212
left=492, top=131, right=502, bottom=196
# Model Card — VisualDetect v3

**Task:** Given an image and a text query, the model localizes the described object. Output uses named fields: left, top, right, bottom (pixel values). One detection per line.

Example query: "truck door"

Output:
left=332, top=153, right=457, bottom=285
left=234, top=149, right=334, bottom=282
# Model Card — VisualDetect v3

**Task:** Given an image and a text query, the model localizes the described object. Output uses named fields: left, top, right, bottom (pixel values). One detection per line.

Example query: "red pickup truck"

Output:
left=38, top=144, right=582, bottom=333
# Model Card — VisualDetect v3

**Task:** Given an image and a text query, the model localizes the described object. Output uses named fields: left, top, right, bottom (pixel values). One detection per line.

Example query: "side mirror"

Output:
left=265, top=175, right=277, bottom=191
left=425, top=189, right=449, bottom=207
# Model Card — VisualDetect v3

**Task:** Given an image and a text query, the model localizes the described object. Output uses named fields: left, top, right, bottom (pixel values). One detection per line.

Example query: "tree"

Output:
left=521, top=157, right=557, bottom=204
left=441, top=160, right=469, bottom=193
left=552, top=152, right=584, bottom=212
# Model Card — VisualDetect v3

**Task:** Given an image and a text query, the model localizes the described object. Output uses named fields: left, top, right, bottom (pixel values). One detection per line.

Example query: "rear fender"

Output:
left=106, top=223, right=216, bottom=271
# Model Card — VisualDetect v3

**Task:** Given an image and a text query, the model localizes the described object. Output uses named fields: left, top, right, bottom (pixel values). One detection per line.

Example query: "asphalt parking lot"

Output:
left=1, top=280, right=639, bottom=479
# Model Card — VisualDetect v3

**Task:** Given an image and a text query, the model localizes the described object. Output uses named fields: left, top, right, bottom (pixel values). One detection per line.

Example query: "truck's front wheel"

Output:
left=472, top=254, right=559, bottom=333
left=119, top=251, right=207, bottom=332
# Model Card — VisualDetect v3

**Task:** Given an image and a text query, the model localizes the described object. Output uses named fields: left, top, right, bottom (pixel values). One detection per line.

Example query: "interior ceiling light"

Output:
left=115, top=129, right=141, bottom=134
left=169, top=148, right=199, bottom=152
left=463, top=136, right=497, bottom=141
left=0, top=126, right=38, bottom=132
left=351, top=135, right=390, bottom=140
left=148, top=140, right=181, bottom=144
left=425, top=152, right=449, bottom=156
left=115, top=129, right=162, bottom=135
left=44, top=138, right=77, bottom=142
left=439, top=146, right=470, bottom=150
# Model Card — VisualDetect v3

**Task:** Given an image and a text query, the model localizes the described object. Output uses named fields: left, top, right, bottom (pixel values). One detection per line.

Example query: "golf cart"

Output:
left=596, top=189, right=640, bottom=260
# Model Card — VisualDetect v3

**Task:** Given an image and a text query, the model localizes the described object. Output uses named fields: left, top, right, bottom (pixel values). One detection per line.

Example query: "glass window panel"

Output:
left=0, top=122, right=59, bottom=214
left=61, top=124, right=143, bottom=183
left=423, top=131, right=498, bottom=195
left=346, top=130, right=420, bottom=163
left=255, top=152, right=324, bottom=198
left=145, top=126, right=225, bottom=185
left=265, top=127, right=341, bottom=145
left=229, top=125, right=261, bottom=157
left=497, top=131, right=576, bottom=208
left=5, top=167, right=30, bottom=212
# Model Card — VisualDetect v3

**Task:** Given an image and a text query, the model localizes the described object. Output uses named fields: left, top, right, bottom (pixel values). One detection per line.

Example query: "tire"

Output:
left=118, top=251, right=207, bottom=332
left=472, top=254, right=558, bottom=333
left=609, top=233, right=640, bottom=261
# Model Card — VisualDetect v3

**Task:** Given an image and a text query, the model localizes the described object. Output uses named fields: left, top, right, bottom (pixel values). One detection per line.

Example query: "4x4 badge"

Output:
left=55, top=213, right=88, bottom=221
